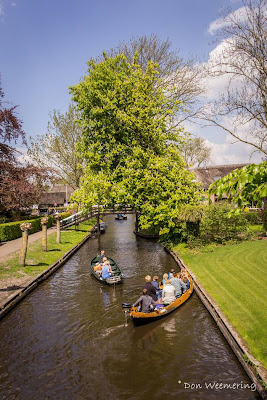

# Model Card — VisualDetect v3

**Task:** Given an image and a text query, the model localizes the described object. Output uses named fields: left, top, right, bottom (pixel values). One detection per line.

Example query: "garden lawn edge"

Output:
left=168, top=248, right=267, bottom=400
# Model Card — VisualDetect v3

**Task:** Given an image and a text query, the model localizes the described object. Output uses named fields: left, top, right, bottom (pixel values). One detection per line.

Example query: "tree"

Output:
left=209, top=162, right=267, bottom=231
left=179, top=136, right=211, bottom=167
left=70, top=54, right=201, bottom=238
left=1, top=164, right=49, bottom=211
left=202, top=0, right=267, bottom=156
left=114, top=149, right=201, bottom=236
left=104, top=34, right=205, bottom=126
left=28, top=103, right=83, bottom=188
left=0, top=76, right=48, bottom=213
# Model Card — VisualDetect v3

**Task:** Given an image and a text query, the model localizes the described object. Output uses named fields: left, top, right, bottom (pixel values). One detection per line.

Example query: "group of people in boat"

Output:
left=132, top=269, right=190, bottom=313
left=93, top=250, right=112, bottom=279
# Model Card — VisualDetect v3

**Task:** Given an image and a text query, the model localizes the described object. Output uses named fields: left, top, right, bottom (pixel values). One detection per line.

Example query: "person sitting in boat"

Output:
left=101, top=260, right=112, bottom=280
left=162, top=279, right=176, bottom=304
left=94, top=251, right=106, bottom=270
left=99, top=250, right=106, bottom=263
left=169, top=273, right=184, bottom=298
left=161, top=273, right=168, bottom=286
left=144, top=275, right=157, bottom=301
left=178, top=272, right=188, bottom=293
left=132, top=289, right=157, bottom=313
left=151, top=276, right=162, bottom=300
left=182, top=274, right=190, bottom=291
left=168, top=268, right=175, bottom=278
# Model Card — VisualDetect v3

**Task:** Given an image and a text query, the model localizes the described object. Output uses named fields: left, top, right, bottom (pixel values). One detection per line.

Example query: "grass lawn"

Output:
left=0, top=219, right=96, bottom=280
left=173, top=239, right=267, bottom=370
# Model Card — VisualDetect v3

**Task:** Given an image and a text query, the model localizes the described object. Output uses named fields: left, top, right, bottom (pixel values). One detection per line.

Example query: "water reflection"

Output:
left=0, top=215, right=260, bottom=400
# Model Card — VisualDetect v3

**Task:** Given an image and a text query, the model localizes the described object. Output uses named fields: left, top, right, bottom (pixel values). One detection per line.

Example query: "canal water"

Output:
left=0, top=215, right=260, bottom=400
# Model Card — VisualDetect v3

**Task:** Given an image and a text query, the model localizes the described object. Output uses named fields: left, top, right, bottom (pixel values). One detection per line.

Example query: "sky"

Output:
left=0, top=0, right=262, bottom=165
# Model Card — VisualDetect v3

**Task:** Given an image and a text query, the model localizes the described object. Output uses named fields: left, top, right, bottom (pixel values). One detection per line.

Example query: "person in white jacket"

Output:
left=162, top=279, right=176, bottom=304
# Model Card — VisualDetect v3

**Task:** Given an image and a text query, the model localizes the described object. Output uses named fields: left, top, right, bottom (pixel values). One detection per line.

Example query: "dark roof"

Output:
left=39, top=192, right=66, bottom=206
left=191, top=164, right=248, bottom=190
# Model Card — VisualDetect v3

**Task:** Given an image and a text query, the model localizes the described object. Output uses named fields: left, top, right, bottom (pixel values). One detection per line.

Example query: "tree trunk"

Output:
left=19, top=223, right=32, bottom=266
left=97, top=210, right=100, bottom=236
left=41, top=217, right=48, bottom=251
left=135, top=212, right=139, bottom=233
left=55, top=215, right=61, bottom=244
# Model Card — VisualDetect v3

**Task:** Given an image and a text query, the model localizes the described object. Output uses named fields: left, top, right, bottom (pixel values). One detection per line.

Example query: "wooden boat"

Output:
left=91, top=221, right=107, bottom=234
left=124, top=279, right=193, bottom=326
left=115, top=213, right=127, bottom=220
left=90, top=256, right=123, bottom=285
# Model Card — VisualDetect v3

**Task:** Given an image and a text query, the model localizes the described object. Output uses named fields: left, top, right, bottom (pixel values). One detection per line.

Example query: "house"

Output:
left=191, top=164, right=248, bottom=203
left=39, top=184, right=76, bottom=208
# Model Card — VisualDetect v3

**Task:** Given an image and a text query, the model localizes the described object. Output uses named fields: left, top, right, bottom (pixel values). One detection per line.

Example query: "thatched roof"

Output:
left=191, top=164, right=248, bottom=190
left=39, top=192, right=66, bottom=206
left=40, top=185, right=76, bottom=205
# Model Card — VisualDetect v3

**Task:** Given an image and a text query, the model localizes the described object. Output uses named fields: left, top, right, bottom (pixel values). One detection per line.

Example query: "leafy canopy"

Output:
left=69, top=53, right=201, bottom=235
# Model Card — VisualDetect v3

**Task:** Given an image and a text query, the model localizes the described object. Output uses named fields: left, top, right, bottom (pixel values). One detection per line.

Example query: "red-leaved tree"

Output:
left=0, top=75, right=49, bottom=213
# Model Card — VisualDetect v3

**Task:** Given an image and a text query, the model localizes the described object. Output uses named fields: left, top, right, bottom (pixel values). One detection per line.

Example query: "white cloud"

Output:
left=208, top=6, right=248, bottom=35
left=208, top=136, right=262, bottom=165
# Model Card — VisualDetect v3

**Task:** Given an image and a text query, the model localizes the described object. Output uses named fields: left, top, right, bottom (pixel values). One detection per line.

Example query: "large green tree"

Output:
left=70, top=54, right=200, bottom=237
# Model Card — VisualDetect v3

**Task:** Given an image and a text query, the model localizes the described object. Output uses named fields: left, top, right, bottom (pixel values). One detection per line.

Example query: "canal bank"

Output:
left=169, top=248, right=267, bottom=399
left=0, top=219, right=95, bottom=310
left=0, top=215, right=262, bottom=400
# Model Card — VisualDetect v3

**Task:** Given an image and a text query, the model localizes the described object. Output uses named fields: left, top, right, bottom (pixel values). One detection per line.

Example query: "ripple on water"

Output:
left=0, top=215, right=261, bottom=400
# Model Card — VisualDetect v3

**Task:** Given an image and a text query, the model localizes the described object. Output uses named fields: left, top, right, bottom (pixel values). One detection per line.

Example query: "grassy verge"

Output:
left=0, top=219, right=96, bottom=280
left=173, top=239, right=267, bottom=370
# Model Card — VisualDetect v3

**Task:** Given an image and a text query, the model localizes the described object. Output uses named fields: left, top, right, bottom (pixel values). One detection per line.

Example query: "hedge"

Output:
left=0, top=216, right=54, bottom=242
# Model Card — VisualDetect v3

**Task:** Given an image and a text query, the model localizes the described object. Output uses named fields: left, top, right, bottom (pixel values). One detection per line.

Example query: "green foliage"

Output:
left=58, top=212, right=71, bottom=220
left=244, top=211, right=262, bottom=225
left=70, top=53, right=184, bottom=172
left=200, top=203, right=248, bottom=244
left=70, top=53, right=201, bottom=233
left=0, top=216, right=54, bottom=242
left=209, top=162, right=267, bottom=231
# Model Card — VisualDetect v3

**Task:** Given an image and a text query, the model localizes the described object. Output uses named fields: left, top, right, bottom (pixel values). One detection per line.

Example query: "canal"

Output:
left=0, top=215, right=260, bottom=400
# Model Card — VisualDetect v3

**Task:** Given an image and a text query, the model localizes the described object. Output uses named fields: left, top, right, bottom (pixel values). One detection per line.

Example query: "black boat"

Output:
left=90, top=256, right=123, bottom=285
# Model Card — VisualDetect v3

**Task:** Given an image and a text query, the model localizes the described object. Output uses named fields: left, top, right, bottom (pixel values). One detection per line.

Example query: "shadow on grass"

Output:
left=48, top=249, right=61, bottom=252
left=0, top=285, right=24, bottom=292
left=27, top=262, right=49, bottom=267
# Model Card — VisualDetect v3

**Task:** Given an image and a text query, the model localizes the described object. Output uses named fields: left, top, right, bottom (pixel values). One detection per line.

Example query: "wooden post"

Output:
left=54, top=214, right=61, bottom=244
left=19, top=222, right=32, bottom=266
left=41, top=217, right=49, bottom=251
left=135, top=212, right=139, bottom=233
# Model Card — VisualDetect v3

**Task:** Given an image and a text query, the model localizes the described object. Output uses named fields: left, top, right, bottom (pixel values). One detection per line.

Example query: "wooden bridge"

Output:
left=60, top=205, right=136, bottom=230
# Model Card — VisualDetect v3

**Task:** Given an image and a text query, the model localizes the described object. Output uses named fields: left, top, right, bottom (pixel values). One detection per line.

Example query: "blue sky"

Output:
left=1, top=0, right=261, bottom=165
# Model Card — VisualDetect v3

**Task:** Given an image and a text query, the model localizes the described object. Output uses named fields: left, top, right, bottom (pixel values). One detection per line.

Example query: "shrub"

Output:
left=58, top=212, right=71, bottom=221
left=244, top=210, right=262, bottom=225
left=200, top=203, right=248, bottom=244
left=0, top=216, right=55, bottom=242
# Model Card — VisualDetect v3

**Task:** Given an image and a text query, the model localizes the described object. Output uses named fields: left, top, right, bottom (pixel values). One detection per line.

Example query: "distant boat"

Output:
left=92, top=221, right=107, bottom=234
left=123, top=280, right=193, bottom=326
left=115, top=213, right=127, bottom=220
left=90, top=256, right=123, bottom=285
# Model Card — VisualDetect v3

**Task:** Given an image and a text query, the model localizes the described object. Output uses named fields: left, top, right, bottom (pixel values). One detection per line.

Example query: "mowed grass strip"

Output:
left=0, top=219, right=96, bottom=280
left=173, top=240, right=267, bottom=369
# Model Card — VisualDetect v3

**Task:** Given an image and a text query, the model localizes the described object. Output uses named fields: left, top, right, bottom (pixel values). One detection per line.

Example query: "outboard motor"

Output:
left=122, top=302, right=132, bottom=309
